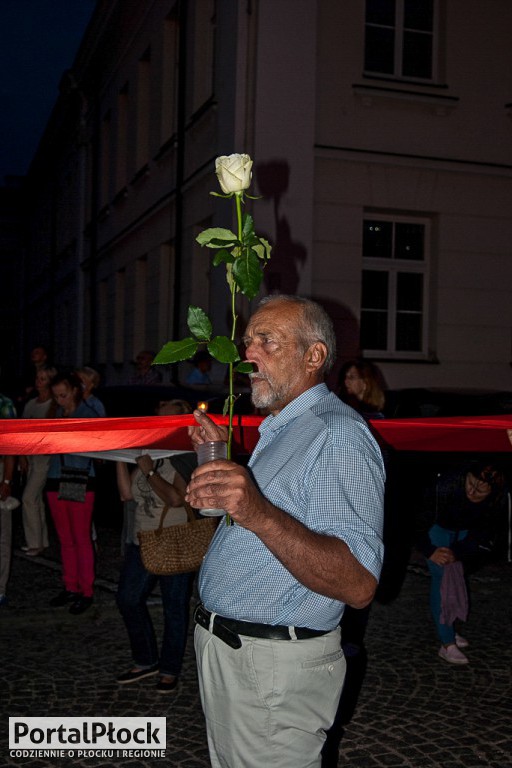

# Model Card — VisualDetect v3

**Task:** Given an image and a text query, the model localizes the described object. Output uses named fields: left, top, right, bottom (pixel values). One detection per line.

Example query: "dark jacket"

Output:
left=417, top=469, right=505, bottom=561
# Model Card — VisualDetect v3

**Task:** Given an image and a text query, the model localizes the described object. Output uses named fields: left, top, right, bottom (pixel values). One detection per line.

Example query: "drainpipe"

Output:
left=171, top=0, right=188, bottom=383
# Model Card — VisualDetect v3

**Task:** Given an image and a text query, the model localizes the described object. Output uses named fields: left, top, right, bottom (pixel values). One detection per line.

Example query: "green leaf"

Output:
left=187, top=306, right=212, bottom=340
left=153, top=337, right=198, bottom=364
left=207, top=336, right=240, bottom=364
left=213, top=248, right=235, bottom=266
left=252, top=237, right=272, bottom=262
left=196, top=228, right=238, bottom=248
left=233, top=249, right=263, bottom=299
left=242, top=213, right=255, bottom=242
left=235, top=361, right=253, bottom=373
left=205, top=238, right=241, bottom=249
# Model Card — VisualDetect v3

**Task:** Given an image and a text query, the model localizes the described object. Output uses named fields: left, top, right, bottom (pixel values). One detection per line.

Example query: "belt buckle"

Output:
left=194, top=605, right=242, bottom=650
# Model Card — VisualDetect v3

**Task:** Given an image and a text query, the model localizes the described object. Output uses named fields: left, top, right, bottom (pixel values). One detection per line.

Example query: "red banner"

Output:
left=369, top=414, right=512, bottom=453
left=0, top=415, right=263, bottom=455
left=0, top=413, right=511, bottom=455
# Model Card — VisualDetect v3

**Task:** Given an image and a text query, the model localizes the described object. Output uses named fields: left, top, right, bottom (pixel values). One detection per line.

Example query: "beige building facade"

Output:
left=21, top=0, right=512, bottom=390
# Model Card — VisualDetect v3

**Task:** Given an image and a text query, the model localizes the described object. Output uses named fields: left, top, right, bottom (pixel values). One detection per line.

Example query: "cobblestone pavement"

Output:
left=1, top=516, right=511, bottom=768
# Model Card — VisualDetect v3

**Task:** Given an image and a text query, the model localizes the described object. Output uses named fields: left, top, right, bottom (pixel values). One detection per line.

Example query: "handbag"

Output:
left=58, top=463, right=90, bottom=502
left=138, top=502, right=218, bottom=576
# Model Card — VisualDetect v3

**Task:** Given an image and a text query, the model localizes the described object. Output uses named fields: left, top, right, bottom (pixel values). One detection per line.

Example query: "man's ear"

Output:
left=305, top=342, right=328, bottom=372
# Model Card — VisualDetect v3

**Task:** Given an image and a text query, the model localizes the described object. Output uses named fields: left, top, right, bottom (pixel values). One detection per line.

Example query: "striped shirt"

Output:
left=198, top=383, right=385, bottom=630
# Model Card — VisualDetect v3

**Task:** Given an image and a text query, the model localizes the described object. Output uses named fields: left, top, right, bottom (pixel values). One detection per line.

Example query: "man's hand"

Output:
left=429, top=546, right=456, bottom=566
left=188, top=409, right=229, bottom=448
left=185, top=460, right=269, bottom=529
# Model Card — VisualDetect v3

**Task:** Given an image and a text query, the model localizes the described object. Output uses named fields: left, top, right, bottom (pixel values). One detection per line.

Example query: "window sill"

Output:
left=154, top=134, right=177, bottom=163
left=131, top=164, right=150, bottom=187
left=365, top=353, right=440, bottom=364
left=112, top=186, right=128, bottom=206
left=352, top=83, right=459, bottom=115
left=98, top=205, right=110, bottom=223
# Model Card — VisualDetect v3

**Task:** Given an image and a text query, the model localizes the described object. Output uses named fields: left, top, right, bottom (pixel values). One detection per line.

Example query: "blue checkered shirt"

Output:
left=198, top=383, right=385, bottom=630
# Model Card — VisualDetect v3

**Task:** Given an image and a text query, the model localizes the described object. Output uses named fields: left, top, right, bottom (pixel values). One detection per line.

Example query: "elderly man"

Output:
left=186, top=295, right=385, bottom=768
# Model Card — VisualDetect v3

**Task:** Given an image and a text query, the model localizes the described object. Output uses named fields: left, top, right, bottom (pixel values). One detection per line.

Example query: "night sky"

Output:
left=0, top=0, right=96, bottom=182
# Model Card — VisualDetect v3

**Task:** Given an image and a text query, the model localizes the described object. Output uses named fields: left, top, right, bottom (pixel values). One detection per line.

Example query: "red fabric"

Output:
left=369, top=414, right=512, bottom=452
left=0, top=413, right=511, bottom=455
left=0, top=415, right=263, bottom=455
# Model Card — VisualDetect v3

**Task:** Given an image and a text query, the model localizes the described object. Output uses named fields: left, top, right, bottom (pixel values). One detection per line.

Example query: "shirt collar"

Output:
left=259, top=383, right=330, bottom=435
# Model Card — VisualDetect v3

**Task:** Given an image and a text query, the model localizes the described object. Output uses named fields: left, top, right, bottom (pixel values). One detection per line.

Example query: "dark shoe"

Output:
left=117, top=665, right=159, bottom=685
left=69, top=596, right=93, bottom=615
left=50, top=590, right=81, bottom=607
left=156, top=675, right=178, bottom=694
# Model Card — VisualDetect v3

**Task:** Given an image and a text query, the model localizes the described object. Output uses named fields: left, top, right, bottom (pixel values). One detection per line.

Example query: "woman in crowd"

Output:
left=75, top=366, right=106, bottom=417
left=45, top=371, right=99, bottom=615
left=338, top=358, right=386, bottom=419
left=418, top=461, right=506, bottom=665
left=19, top=366, right=57, bottom=555
left=115, top=398, right=196, bottom=694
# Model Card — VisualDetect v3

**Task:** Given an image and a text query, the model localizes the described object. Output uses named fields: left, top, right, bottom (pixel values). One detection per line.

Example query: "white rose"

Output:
left=215, top=154, right=253, bottom=194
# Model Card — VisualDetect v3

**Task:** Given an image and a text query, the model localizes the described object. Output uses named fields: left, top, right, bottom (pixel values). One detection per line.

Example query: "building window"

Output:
left=364, top=0, right=436, bottom=81
left=97, top=280, right=108, bottom=363
left=114, top=269, right=126, bottom=364
left=136, top=48, right=151, bottom=170
left=100, top=111, right=111, bottom=206
left=361, top=215, right=430, bottom=358
left=133, top=256, right=147, bottom=353
left=116, top=84, right=129, bottom=191
left=192, top=0, right=215, bottom=113
left=161, top=16, right=179, bottom=143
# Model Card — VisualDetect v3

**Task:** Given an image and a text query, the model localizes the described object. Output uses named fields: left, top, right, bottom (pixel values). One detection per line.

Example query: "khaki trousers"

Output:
left=22, top=455, right=50, bottom=549
left=195, top=623, right=345, bottom=768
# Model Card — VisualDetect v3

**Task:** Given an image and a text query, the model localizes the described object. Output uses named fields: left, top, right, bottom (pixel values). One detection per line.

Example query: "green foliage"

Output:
left=232, top=249, right=263, bottom=299
left=153, top=338, right=199, bottom=364
left=235, top=362, right=253, bottom=373
left=207, top=336, right=240, bottom=364
left=187, top=306, right=212, bottom=340
left=153, top=157, right=271, bottom=476
left=196, top=228, right=238, bottom=248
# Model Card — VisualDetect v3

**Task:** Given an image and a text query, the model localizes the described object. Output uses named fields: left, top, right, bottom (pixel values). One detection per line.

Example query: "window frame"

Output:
left=361, top=213, right=431, bottom=360
left=364, top=0, right=439, bottom=84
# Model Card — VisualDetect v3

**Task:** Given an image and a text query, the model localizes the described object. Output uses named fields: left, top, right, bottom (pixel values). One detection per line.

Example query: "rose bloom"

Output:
left=215, top=154, right=253, bottom=194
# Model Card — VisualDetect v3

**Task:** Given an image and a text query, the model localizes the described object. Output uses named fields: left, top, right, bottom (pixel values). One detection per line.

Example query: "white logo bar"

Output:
left=9, top=717, right=166, bottom=750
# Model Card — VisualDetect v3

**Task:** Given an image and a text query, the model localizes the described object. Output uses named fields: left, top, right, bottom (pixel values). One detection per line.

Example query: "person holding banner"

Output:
left=115, top=398, right=195, bottom=694
left=45, top=371, right=99, bottom=615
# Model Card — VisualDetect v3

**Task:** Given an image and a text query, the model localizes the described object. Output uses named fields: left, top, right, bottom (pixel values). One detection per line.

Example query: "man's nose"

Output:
left=244, top=345, right=261, bottom=370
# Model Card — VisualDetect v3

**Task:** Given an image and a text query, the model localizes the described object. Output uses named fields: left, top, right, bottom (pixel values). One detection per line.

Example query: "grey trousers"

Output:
left=195, top=623, right=345, bottom=768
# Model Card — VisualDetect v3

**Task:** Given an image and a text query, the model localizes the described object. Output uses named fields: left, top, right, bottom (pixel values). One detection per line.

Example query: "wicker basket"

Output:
left=138, top=503, right=218, bottom=575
